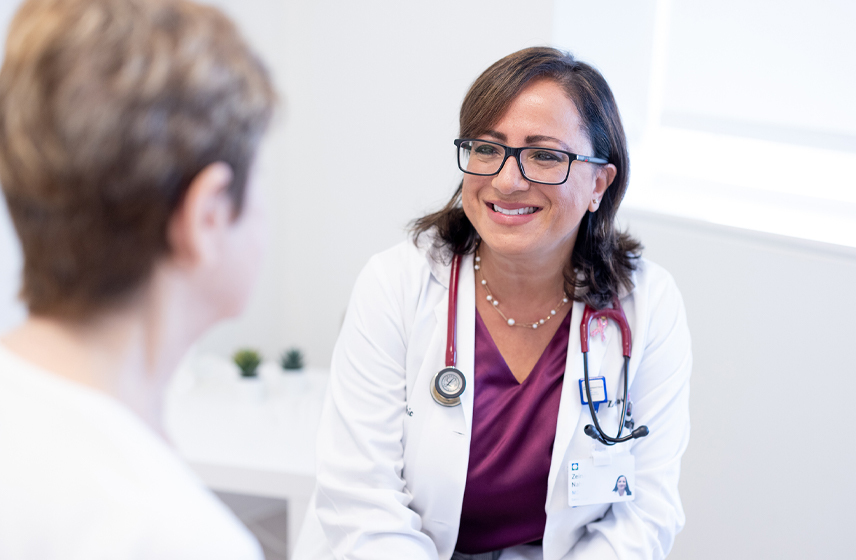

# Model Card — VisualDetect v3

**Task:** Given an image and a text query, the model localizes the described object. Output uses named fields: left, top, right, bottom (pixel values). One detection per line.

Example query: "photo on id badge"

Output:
left=568, top=454, right=635, bottom=507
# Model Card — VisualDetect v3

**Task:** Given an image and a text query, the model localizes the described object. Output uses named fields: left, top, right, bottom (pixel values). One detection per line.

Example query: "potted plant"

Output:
left=233, top=349, right=262, bottom=378
left=280, top=347, right=305, bottom=372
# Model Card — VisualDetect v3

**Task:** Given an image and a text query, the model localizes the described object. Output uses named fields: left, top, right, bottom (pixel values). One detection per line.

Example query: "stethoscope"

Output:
left=431, top=254, right=650, bottom=446
left=579, top=303, right=650, bottom=446
left=429, top=253, right=467, bottom=407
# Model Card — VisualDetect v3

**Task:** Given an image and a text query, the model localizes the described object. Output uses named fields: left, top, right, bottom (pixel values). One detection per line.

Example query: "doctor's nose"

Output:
left=492, top=156, right=530, bottom=195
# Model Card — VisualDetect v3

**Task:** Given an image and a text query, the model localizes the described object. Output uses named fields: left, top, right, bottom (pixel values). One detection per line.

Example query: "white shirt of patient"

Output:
left=0, top=345, right=262, bottom=560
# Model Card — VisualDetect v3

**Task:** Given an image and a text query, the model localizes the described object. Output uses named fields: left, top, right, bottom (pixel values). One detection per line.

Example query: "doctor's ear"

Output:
left=590, top=163, right=617, bottom=212
left=167, top=162, right=235, bottom=267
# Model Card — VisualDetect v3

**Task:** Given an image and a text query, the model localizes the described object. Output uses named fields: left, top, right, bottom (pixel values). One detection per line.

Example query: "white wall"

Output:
left=619, top=209, right=856, bottom=559
left=662, top=0, right=856, bottom=143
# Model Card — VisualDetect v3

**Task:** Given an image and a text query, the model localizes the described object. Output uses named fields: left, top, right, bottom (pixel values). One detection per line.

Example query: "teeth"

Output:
left=493, top=204, right=536, bottom=216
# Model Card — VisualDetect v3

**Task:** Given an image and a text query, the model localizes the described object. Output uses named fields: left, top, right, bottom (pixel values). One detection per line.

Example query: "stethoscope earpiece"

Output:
left=584, top=423, right=649, bottom=446
left=430, top=367, right=466, bottom=407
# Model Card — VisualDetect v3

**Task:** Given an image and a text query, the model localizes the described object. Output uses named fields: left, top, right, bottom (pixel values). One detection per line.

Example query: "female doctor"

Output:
left=295, top=47, right=692, bottom=560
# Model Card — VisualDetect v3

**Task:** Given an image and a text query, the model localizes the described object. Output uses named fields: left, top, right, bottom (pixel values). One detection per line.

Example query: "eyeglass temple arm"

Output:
left=575, top=154, right=609, bottom=165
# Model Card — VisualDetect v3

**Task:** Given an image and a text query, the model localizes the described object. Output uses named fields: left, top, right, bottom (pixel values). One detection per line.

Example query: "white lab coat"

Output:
left=295, top=239, right=692, bottom=560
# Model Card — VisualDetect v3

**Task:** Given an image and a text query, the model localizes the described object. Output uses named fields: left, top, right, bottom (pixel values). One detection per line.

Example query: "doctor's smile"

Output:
left=486, top=200, right=541, bottom=225
left=488, top=202, right=539, bottom=216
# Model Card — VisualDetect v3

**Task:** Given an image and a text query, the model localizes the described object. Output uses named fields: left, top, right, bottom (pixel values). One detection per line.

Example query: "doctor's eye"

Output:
left=526, top=149, right=568, bottom=167
left=472, top=142, right=502, bottom=158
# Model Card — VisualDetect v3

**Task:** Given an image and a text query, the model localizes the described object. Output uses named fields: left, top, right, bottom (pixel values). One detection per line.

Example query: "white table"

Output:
left=164, top=355, right=328, bottom=558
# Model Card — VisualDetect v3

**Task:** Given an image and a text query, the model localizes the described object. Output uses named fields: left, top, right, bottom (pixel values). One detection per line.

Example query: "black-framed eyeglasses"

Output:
left=454, top=138, right=609, bottom=186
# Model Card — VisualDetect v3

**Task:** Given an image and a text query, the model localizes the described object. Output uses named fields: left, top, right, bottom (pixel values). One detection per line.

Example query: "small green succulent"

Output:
left=280, top=348, right=305, bottom=371
left=233, top=349, right=262, bottom=377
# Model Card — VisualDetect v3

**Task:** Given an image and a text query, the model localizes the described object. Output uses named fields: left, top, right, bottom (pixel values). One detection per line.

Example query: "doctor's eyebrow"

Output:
left=481, top=130, right=571, bottom=152
left=483, top=130, right=507, bottom=142
left=524, top=135, right=571, bottom=151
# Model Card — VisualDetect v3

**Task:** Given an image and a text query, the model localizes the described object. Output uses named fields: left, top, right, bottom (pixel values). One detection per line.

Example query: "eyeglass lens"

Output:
left=458, top=140, right=570, bottom=184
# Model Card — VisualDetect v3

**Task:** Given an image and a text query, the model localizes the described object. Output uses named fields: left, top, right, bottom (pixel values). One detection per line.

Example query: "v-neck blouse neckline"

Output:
left=455, top=309, right=572, bottom=553
left=474, top=309, right=572, bottom=386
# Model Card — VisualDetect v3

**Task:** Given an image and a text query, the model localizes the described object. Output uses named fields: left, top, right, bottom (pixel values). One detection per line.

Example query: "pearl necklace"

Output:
left=474, top=251, right=570, bottom=329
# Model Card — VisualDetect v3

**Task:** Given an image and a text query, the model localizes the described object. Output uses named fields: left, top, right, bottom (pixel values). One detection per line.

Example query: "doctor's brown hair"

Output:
left=412, top=47, right=641, bottom=309
left=0, top=0, right=275, bottom=318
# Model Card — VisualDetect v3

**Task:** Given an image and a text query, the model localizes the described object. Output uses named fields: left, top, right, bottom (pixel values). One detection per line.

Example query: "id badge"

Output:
left=568, top=452, right=635, bottom=507
left=579, top=376, right=608, bottom=412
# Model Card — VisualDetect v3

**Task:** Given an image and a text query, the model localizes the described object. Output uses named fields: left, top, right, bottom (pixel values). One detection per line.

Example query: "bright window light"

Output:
left=553, top=0, right=856, bottom=248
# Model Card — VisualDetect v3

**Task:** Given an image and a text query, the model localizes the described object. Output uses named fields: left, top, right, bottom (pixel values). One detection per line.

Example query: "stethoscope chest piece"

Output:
left=431, top=367, right=466, bottom=407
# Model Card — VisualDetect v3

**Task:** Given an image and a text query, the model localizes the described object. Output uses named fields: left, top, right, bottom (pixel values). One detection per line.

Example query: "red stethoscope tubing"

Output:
left=445, top=254, right=461, bottom=368
left=580, top=302, right=632, bottom=357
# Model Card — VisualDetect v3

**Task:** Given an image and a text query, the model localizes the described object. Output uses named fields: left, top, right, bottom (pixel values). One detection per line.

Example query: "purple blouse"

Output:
left=455, top=310, right=571, bottom=554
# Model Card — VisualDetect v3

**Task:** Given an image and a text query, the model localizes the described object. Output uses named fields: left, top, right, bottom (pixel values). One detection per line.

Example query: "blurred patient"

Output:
left=0, top=0, right=275, bottom=557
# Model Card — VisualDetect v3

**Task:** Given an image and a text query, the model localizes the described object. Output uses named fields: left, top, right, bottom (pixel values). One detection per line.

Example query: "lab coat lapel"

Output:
left=546, top=300, right=615, bottom=502
left=410, top=253, right=474, bottom=556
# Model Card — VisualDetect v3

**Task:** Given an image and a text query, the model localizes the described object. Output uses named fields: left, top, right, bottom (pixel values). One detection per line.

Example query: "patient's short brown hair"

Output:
left=0, top=0, right=276, bottom=318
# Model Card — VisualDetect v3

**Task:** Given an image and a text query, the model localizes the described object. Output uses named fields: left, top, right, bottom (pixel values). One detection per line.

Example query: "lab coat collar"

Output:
left=419, top=234, right=454, bottom=290
left=572, top=266, right=637, bottom=302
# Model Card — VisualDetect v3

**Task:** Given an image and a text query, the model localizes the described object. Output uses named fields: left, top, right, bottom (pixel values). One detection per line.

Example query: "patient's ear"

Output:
left=167, top=162, right=234, bottom=267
